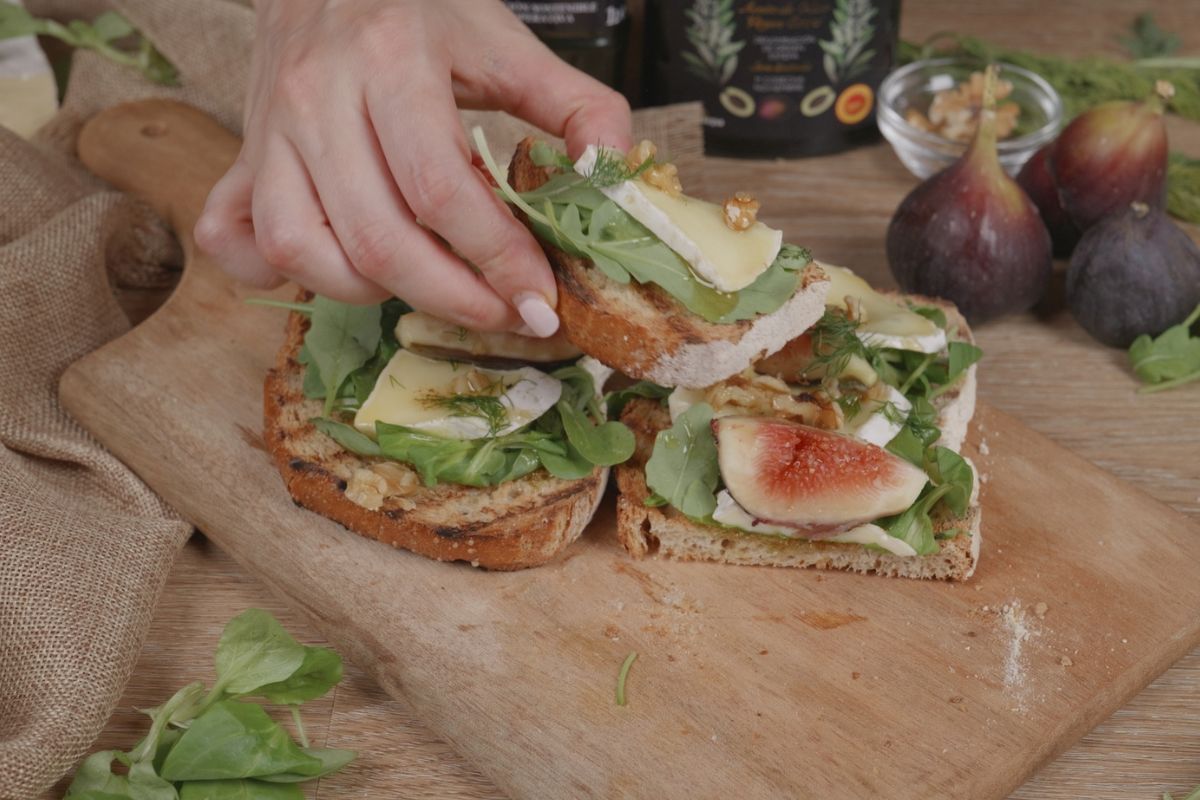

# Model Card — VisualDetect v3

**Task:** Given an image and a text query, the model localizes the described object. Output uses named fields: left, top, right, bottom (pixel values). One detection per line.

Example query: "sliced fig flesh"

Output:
left=714, top=416, right=928, bottom=529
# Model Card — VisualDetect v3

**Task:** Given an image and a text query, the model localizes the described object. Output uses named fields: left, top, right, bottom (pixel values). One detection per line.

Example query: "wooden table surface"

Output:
left=55, top=2, right=1200, bottom=798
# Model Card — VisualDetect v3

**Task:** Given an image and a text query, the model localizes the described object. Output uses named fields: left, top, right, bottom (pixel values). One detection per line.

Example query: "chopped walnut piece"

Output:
left=345, top=462, right=421, bottom=511
left=345, top=468, right=389, bottom=511
left=643, top=162, right=682, bottom=197
left=722, top=192, right=760, bottom=231
left=626, top=139, right=657, bottom=170
left=916, top=71, right=1020, bottom=143
left=704, top=369, right=843, bottom=429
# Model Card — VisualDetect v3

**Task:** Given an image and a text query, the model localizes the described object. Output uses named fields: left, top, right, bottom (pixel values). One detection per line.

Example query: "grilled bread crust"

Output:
left=263, top=304, right=606, bottom=570
left=508, top=138, right=830, bottom=389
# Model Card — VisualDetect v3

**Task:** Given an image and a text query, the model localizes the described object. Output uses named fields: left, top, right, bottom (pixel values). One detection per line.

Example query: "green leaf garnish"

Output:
left=644, top=403, right=720, bottom=520
left=616, top=651, right=638, bottom=707
left=0, top=6, right=179, bottom=86
left=1129, top=303, right=1200, bottom=394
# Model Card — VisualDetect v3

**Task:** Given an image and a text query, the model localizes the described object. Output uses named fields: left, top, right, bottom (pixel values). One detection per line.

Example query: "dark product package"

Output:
left=647, top=0, right=902, bottom=158
left=505, top=1, right=630, bottom=91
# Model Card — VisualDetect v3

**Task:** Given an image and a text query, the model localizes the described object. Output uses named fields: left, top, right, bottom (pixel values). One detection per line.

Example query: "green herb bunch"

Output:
left=681, top=0, right=745, bottom=86
left=0, top=6, right=178, bottom=86
left=475, top=131, right=813, bottom=326
left=820, top=0, right=879, bottom=85
left=66, top=609, right=352, bottom=799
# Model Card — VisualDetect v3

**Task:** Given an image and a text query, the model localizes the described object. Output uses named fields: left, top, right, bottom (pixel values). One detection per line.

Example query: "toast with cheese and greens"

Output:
left=613, top=272, right=984, bottom=581
left=474, top=132, right=830, bottom=389
left=263, top=295, right=632, bottom=570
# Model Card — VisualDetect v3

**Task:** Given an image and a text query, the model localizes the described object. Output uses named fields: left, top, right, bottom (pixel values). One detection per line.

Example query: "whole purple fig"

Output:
left=887, top=66, right=1052, bottom=323
left=1067, top=202, right=1200, bottom=347
left=1017, top=144, right=1081, bottom=258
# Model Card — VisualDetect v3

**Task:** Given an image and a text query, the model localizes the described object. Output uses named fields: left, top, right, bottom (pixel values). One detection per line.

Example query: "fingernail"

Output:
left=512, top=291, right=559, bottom=338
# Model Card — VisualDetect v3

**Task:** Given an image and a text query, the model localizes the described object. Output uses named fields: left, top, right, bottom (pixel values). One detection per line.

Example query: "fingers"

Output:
left=195, top=159, right=282, bottom=288
left=366, top=75, right=562, bottom=336
left=295, top=106, right=524, bottom=332
left=249, top=139, right=389, bottom=305
left=463, top=33, right=634, bottom=159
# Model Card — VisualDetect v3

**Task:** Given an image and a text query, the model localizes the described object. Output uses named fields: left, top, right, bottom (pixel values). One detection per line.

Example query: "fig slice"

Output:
left=713, top=416, right=928, bottom=530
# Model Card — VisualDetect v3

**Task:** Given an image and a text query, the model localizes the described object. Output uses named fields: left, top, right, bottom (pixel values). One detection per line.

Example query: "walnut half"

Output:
left=722, top=192, right=760, bottom=231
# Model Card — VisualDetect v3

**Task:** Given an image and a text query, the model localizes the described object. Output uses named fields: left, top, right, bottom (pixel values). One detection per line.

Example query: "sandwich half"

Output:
left=614, top=265, right=984, bottom=580
left=477, top=133, right=830, bottom=389
left=264, top=296, right=630, bottom=570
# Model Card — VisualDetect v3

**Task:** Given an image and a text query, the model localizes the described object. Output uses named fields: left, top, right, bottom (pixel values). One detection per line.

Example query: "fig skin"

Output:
left=1067, top=202, right=1200, bottom=348
left=1017, top=144, right=1081, bottom=258
left=887, top=68, right=1052, bottom=323
left=1049, top=85, right=1170, bottom=230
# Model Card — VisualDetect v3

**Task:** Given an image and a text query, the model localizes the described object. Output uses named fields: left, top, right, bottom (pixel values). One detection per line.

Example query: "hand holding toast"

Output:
left=195, top=0, right=632, bottom=336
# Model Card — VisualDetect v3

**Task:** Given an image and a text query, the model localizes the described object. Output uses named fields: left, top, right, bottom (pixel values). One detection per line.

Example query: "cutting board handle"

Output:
left=77, top=99, right=242, bottom=261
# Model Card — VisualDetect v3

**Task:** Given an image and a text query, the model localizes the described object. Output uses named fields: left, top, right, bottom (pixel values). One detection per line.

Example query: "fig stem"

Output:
left=969, top=64, right=1000, bottom=161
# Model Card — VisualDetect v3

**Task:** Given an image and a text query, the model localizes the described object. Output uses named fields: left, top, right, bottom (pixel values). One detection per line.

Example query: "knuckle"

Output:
left=343, top=220, right=404, bottom=280
left=255, top=218, right=308, bottom=270
left=193, top=213, right=229, bottom=254
left=406, top=164, right=469, bottom=224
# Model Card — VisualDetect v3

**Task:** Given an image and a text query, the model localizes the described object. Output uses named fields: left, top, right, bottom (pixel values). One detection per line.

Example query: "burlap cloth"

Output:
left=0, top=2, right=252, bottom=797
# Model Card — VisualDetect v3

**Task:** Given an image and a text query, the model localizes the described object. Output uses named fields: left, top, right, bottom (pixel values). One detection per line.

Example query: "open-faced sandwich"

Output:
left=478, top=132, right=830, bottom=388
left=612, top=264, right=984, bottom=580
left=263, top=298, right=631, bottom=570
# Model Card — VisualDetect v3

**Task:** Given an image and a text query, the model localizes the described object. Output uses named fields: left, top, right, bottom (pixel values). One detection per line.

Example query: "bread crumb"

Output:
left=979, top=440, right=990, bottom=455
left=1034, top=602, right=1048, bottom=619
left=1059, top=655, right=1074, bottom=667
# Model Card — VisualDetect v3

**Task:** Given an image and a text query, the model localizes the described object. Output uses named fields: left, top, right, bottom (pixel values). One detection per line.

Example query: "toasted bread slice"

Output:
left=615, top=399, right=981, bottom=580
left=263, top=305, right=606, bottom=570
left=508, top=138, right=830, bottom=389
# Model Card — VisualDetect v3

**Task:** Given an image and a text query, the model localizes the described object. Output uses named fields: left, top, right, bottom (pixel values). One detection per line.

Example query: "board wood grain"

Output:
left=60, top=100, right=1200, bottom=800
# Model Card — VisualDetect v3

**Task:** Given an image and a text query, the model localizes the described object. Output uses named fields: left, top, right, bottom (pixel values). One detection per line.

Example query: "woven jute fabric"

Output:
left=0, top=2, right=701, bottom=797
left=0, top=2, right=251, bottom=797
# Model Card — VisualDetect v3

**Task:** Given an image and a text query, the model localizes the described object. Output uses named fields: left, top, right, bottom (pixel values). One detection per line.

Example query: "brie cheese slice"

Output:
left=574, top=146, right=783, bottom=292
left=820, top=262, right=947, bottom=354
left=355, top=350, right=561, bottom=440
left=845, top=384, right=911, bottom=448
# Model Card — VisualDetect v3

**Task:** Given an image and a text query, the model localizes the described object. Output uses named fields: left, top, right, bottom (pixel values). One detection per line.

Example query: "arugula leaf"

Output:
left=304, top=298, right=382, bottom=415
left=67, top=751, right=133, bottom=797
left=644, top=403, right=720, bottom=519
left=472, top=129, right=810, bottom=325
left=880, top=497, right=937, bottom=555
left=309, top=418, right=381, bottom=457
left=552, top=365, right=634, bottom=466
left=605, top=381, right=671, bottom=417
left=911, top=305, right=948, bottom=330
left=886, top=396, right=940, bottom=466
left=160, top=701, right=322, bottom=781
left=1129, top=303, right=1200, bottom=394
left=0, top=6, right=179, bottom=86
left=926, top=446, right=974, bottom=516
left=179, top=780, right=303, bottom=799
left=212, top=610, right=310, bottom=698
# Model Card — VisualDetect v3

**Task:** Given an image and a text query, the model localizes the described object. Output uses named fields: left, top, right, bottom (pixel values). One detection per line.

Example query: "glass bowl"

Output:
left=877, top=58, right=1064, bottom=179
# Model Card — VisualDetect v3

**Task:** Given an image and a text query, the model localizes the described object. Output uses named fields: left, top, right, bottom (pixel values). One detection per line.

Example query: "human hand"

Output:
left=195, top=0, right=632, bottom=336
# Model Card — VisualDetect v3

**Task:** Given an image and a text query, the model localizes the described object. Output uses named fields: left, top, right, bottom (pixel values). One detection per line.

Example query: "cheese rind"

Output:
left=711, top=490, right=918, bottom=556
left=354, top=350, right=561, bottom=440
left=574, top=146, right=783, bottom=293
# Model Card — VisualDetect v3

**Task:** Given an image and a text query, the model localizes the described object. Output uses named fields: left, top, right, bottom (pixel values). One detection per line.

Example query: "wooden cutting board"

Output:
left=62, top=100, right=1200, bottom=800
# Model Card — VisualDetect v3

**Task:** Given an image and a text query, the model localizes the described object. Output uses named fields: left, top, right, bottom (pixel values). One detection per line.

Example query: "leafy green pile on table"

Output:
left=66, top=609, right=353, bottom=799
